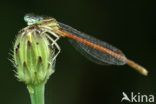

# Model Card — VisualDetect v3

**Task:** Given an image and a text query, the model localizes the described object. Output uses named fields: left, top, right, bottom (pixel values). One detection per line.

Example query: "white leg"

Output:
left=45, top=34, right=61, bottom=61
left=39, top=26, right=61, bottom=60
left=40, top=26, right=60, bottom=38
left=41, top=28, right=60, bottom=45
left=40, top=26, right=60, bottom=45
left=46, top=30, right=60, bottom=46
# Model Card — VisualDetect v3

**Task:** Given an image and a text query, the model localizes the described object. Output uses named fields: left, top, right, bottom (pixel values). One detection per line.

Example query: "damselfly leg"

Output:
left=40, top=28, right=61, bottom=61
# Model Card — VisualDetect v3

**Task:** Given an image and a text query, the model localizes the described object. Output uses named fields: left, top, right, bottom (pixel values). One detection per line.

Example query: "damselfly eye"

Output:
left=24, top=14, right=35, bottom=22
left=24, top=14, right=30, bottom=22
left=37, top=17, right=43, bottom=21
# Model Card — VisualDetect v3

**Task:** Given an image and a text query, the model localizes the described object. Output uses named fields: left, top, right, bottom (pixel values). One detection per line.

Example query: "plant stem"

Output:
left=27, top=83, right=45, bottom=104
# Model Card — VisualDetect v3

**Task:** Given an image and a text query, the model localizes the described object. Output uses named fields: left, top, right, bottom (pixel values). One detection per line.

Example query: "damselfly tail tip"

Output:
left=126, top=59, right=148, bottom=76
left=142, top=68, right=148, bottom=76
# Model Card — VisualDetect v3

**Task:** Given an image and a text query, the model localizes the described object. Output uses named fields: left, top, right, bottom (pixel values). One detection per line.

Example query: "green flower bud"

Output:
left=13, top=28, right=55, bottom=85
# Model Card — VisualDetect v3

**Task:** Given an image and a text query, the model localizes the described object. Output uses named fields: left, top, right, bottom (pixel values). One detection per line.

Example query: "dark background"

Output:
left=0, top=0, right=155, bottom=104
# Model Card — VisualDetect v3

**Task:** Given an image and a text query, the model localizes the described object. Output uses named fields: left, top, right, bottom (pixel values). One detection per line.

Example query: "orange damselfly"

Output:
left=23, top=13, right=148, bottom=76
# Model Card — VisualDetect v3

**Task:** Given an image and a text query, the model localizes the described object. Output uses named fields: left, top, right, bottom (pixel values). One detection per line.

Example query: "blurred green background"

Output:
left=0, top=0, right=155, bottom=104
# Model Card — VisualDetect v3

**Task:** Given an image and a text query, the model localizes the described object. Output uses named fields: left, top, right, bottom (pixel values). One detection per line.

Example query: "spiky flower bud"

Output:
left=13, top=28, right=55, bottom=85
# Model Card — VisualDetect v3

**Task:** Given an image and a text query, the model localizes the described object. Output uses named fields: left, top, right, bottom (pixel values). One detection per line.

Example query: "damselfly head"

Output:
left=24, top=13, right=59, bottom=29
left=24, top=13, right=44, bottom=25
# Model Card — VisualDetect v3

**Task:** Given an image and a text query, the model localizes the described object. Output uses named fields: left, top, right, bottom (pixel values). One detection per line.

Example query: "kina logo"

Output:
left=121, top=92, right=154, bottom=103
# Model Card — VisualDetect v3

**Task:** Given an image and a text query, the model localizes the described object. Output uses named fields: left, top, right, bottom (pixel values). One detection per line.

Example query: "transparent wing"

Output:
left=59, top=22, right=127, bottom=65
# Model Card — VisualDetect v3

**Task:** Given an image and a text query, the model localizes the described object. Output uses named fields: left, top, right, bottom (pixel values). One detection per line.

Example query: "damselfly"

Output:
left=23, top=13, right=148, bottom=76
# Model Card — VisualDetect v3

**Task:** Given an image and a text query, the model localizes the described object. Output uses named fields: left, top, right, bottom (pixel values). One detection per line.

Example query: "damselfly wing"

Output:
left=59, top=22, right=126, bottom=65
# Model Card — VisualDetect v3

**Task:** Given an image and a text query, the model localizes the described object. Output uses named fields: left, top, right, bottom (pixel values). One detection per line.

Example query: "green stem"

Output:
left=27, top=83, right=45, bottom=104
